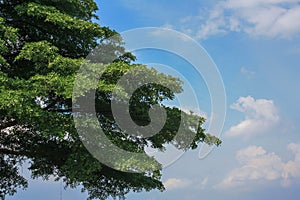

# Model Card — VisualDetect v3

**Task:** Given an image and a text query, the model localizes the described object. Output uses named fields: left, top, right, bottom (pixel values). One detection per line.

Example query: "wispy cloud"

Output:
left=215, top=143, right=300, bottom=190
left=225, top=96, right=279, bottom=138
left=240, top=67, right=255, bottom=78
left=197, top=177, right=209, bottom=190
left=150, top=24, right=192, bottom=42
left=163, top=178, right=192, bottom=190
left=163, top=177, right=209, bottom=191
left=181, top=0, right=300, bottom=39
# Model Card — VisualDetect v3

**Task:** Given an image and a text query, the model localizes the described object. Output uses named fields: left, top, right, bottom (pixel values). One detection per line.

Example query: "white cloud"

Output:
left=163, top=177, right=209, bottom=191
left=163, top=178, right=192, bottom=190
left=225, top=96, right=279, bottom=138
left=197, top=177, right=209, bottom=190
left=216, top=143, right=300, bottom=190
left=185, top=0, right=300, bottom=39
left=240, top=67, right=255, bottom=77
left=224, top=0, right=298, bottom=9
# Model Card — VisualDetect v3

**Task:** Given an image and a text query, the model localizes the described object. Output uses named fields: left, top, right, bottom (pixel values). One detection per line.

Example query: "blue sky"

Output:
left=8, top=0, right=300, bottom=199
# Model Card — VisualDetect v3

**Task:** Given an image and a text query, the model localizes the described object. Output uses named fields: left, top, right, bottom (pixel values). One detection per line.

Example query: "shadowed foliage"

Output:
left=0, top=0, right=221, bottom=199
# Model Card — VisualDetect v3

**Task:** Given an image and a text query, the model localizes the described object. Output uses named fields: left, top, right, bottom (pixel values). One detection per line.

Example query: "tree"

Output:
left=0, top=0, right=221, bottom=199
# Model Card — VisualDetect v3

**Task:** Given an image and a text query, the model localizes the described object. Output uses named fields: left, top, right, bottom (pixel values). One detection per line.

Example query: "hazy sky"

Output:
left=9, top=0, right=300, bottom=199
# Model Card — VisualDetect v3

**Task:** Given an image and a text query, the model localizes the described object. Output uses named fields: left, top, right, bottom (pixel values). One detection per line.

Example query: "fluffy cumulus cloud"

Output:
left=186, top=0, right=300, bottom=39
left=225, top=96, right=279, bottom=138
left=163, top=178, right=192, bottom=190
left=216, top=143, right=300, bottom=189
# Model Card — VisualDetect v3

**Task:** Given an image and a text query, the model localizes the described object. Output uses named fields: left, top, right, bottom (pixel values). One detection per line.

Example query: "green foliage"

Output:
left=0, top=155, right=28, bottom=200
left=0, top=0, right=221, bottom=199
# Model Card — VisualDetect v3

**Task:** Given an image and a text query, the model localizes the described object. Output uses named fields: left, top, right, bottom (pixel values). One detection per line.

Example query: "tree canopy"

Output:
left=0, top=0, right=221, bottom=199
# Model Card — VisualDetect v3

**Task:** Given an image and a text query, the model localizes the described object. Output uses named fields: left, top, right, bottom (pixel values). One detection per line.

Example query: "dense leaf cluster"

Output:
left=0, top=0, right=221, bottom=199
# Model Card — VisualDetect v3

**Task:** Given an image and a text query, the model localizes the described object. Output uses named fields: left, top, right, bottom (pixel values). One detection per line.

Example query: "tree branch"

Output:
left=42, top=96, right=60, bottom=111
